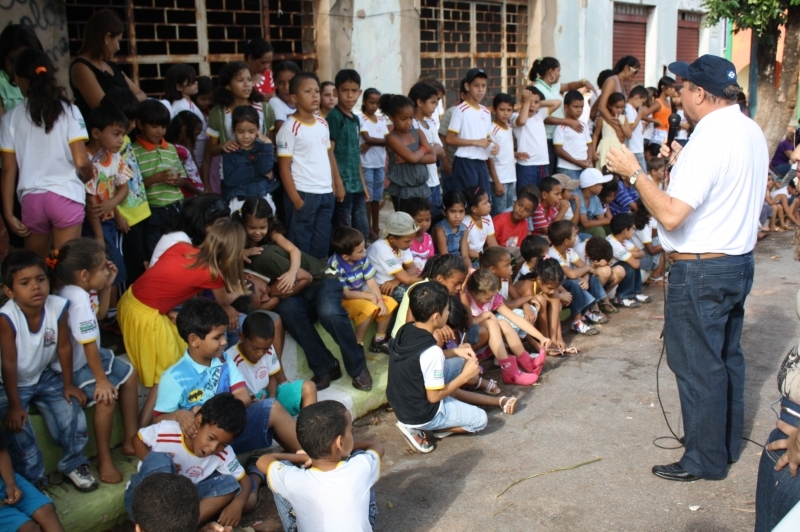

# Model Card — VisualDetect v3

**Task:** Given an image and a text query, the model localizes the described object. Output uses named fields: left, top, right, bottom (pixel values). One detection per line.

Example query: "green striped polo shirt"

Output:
left=132, top=137, right=185, bottom=207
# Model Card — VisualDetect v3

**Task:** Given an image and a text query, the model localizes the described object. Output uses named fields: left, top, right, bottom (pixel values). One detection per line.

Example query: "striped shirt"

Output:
left=609, top=179, right=640, bottom=215
left=327, top=253, right=376, bottom=292
left=531, top=204, right=558, bottom=235
left=132, top=137, right=185, bottom=207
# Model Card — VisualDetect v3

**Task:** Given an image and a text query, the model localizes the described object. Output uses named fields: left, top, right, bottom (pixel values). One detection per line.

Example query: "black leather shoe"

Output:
left=652, top=462, right=700, bottom=482
left=330, top=360, right=343, bottom=381
left=352, top=368, right=373, bottom=391
left=312, top=373, right=332, bottom=391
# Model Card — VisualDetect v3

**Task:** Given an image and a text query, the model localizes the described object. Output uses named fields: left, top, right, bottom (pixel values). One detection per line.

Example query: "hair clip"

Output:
left=45, top=257, right=58, bottom=269
left=35, top=66, right=47, bottom=74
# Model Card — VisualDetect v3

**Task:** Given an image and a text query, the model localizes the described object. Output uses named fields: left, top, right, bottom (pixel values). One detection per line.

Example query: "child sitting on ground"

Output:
left=576, top=236, right=626, bottom=304
left=531, top=177, right=569, bottom=236
left=492, top=191, right=538, bottom=261
left=577, top=168, right=612, bottom=238
left=388, top=283, right=514, bottom=454
left=126, top=393, right=249, bottom=529
left=433, top=190, right=472, bottom=270
left=631, top=199, right=664, bottom=285
left=607, top=213, right=652, bottom=308
left=131, top=472, right=223, bottom=532
left=329, top=227, right=399, bottom=354
left=515, top=257, right=568, bottom=353
left=366, top=212, right=422, bottom=304
left=647, top=156, right=667, bottom=190
left=0, top=251, right=97, bottom=492
left=259, top=400, right=384, bottom=530
left=400, top=197, right=435, bottom=275
left=464, top=186, right=499, bottom=265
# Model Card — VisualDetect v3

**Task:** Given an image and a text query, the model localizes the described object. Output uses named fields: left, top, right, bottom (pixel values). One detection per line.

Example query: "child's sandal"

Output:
left=472, top=377, right=501, bottom=395
left=499, top=396, right=517, bottom=415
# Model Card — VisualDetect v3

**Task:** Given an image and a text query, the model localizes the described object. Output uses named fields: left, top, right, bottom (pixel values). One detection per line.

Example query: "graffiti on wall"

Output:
left=1, top=0, right=70, bottom=66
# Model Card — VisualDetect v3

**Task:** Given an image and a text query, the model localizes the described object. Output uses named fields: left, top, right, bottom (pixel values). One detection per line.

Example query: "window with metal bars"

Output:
left=65, top=0, right=316, bottom=98
left=420, top=0, right=529, bottom=106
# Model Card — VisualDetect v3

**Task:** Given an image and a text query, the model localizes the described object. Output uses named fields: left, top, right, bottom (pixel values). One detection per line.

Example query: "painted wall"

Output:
left=1, top=0, right=71, bottom=93
left=543, top=0, right=725, bottom=88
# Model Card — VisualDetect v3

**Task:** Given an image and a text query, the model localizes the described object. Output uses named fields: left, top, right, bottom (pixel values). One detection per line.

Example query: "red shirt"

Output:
left=531, top=204, right=558, bottom=235
left=132, top=243, right=225, bottom=313
left=492, top=212, right=529, bottom=248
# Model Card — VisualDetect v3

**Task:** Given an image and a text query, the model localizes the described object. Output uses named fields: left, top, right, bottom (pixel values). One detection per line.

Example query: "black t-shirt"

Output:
left=386, top=323, right=440, bottom=425
left=247, top=244, right=333, bottom=288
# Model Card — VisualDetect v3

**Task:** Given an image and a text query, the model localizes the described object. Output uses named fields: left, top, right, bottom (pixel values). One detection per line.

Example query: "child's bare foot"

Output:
left=98, top=460, right=123, bottom=484
left=122, top=444, right=136, bottom=456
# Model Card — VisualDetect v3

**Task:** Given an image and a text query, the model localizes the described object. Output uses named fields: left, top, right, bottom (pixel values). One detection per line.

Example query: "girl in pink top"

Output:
left=403, top=197, right=435, bottom=274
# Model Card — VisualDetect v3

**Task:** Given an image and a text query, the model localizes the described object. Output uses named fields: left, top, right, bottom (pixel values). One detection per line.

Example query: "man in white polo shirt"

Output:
left=606, top=55, right=768, bottom=482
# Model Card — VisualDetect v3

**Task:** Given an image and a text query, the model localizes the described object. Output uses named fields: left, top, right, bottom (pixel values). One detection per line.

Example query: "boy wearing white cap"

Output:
left=577, top=168, right=612, bottom=238
left=366, top=212, right=423, bottom=304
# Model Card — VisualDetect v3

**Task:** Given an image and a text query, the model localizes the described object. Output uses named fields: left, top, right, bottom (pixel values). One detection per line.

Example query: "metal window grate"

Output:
left=65, top=0, right=316, bottom=98
left=420, top=0, right=529, bottom=106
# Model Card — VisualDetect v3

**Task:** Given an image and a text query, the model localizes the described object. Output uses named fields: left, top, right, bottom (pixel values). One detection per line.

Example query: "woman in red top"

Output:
left=118, top=217, right=247, bottom=389
left=244, top=38, right=274, bottom=99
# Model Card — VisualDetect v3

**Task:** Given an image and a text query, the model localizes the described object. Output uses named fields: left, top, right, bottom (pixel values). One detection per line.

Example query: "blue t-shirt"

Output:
left=578, top=193, right=605, bottom=220
left=327, top=253, right=376, bottom=292
left=609, top=180, right=640, bottom=215
left=154, top=351, right=247, bottom=415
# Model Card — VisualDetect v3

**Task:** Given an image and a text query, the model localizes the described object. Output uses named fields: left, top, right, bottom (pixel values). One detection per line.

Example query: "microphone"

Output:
left=665, top=113, right=682, bottom=152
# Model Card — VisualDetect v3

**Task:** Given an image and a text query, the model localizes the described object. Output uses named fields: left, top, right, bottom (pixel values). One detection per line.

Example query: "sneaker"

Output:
left=369, top=336, right=390, bottom=354
left=396, top=422, right=434, bottom=453
left=571, top=320, right=599, bottom=336
left=66, top=464, right=98, bottom=492
left=614, top=297, right=642, bottom=309
left=584, top=310, right=609, bottom=324
left=635, top=294, right=653, bottom=304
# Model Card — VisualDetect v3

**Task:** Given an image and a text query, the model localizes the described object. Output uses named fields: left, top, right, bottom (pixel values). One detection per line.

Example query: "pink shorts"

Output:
left=21, top=192, right=85, bottom=235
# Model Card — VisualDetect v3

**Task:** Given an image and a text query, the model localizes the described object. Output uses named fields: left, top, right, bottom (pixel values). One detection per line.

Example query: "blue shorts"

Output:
left=197, top=471, right=242, bottom=499
left=451, top=157, right=491, bottom=195
left=73, top=347, right=134, bottom=407
left=409, top=358, right=487, bottom=433
left=0, top=472, right=53, bottom=531
left=363, top=167, right=385, bottom=202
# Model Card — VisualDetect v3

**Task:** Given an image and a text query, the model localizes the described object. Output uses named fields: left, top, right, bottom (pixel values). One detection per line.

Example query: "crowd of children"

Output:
left=0, top=35, right=779, bottom=531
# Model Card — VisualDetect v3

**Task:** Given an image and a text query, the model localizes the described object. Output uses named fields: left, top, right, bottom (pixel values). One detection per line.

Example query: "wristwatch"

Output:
left=629, top=169, right=643, bottom=186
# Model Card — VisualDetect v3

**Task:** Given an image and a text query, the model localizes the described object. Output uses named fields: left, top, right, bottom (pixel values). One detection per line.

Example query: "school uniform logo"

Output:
left=256, top=366, right=269, bottom=380
left=185, top=465, right=204, bottom=479
left=43, top=328, right=56, bottom=348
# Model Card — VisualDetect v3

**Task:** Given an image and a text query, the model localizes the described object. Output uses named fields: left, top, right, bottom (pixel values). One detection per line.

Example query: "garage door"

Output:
left=677, top=12, right=701, bottom=64
left=613, top=3, right=648, bottom=88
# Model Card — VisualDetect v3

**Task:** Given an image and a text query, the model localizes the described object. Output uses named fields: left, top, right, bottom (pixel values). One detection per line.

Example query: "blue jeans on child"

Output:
left=411, top=358, right=487, bottom=432
left=616, top=261, right=643, bottom=299
left=230, top=399, right=276, bottom=454
left=556, top=168, right=583, bottom=181
left=491, top=183, right=516, bottom=216
left=273, top=450, right=378, bottom=532
left=428, top=184, right=442, bottom=220
left=363, top=167, right=385, bottom=203
left=333, top=192, right=370, bottom=242
left=451, top=157, right=491, bottom=195
left=562, top=277, right=604, bottom=318
left=515, top=164, right=547, bottom=193
left=0, top=368, right=90, bottom=483
left=285, top=191, right=335, bottom=260
left=0, top=472, right=53, bottom=531
left=124, top=452, right=241, bottom=520
left=73, top=347, right=134, bottom=406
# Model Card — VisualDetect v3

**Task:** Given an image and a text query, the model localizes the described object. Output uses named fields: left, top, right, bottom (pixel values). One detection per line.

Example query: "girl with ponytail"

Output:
left=0, top=49, right=95, bottom=258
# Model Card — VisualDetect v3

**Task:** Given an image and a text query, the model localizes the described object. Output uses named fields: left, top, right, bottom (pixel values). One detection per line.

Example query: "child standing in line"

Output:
left=554, top=90, right=594, bottom=181
left=276, top=72, right=341, bottom=259
left=531, top=177, right=568, bottom=237
left=464, top=186, right=499, bottom=264
left=360, top=88, right=388, bottom=240
left=329, top=69, right=370, bottom=239
left=492, top=191, right=538, bottom=260
left=54, top=239, right=140, bottom=485
left=163, top=64, right=200, bottom=122
left=132, top=99, right=188, bottom=260
left=366, top=212, right=422, bottom=304
left=399, top=197, right=434, bottom=275
left=433, top=190, right=471, bottom=270
left=319, top=81, right=337, bottom=118
left=593, top=92, right=628, bottom=170
left=269, top=60, right=300, bottom=132
left=437, top=82, right=469, bottom=187
left=329, top=227, right=398, bottom=353
left=221, top=105, right=275, bottom=203
left=165, top=111, right=205, bottom=197
left=489, top=93, right=517, bottom=216
left=410, top=81, right=449, bottom=218
left=446, top=68, right=497, bottom=194
left=380, top=94, right=434, bottom=212
left=191, top=75, right=214, bottom=185
left=624, top=86, right=650, bottom=170
left=0, top=49, right=94, bottom=259
left=607, top=213, right=652, bottom=308
left=0, top=251, right=97, bottom=492
left=513, top=86, right=562, bottom=191
left=671, top=91, right=690, bottom=144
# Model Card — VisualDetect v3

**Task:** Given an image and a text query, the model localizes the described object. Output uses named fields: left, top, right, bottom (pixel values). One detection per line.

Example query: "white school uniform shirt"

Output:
left=772, top=186, right=790, bottom=199
left=447, top=101, right=493, bottom=160
left=659, top=104, right=768, bottom=255
left=269, top=97, right=297, bottom=125
left=512, top=108, right=549, bottom=166
left=631, top=218, right=657, bottom=250
left=548, top=246, right=581, bottom=269
left=53, top=285, right=100, bottom=373
left=643, top=115, right=655, bottom=142
left=0, top=101, right=88, bottom=204
left=413, top=117, right=441, bottom=187
left=466, top=216, right=495, bottom=254
left=359, top=114, right=389, bottom=169
left=138, top=420, right=245, bottom=484
left=171, top=99, right=208, bottom=163
left=676, top=109, right=689, bottom=140
left=624, top=104, right=645, bottom=153
left=266, top=449, right=381, bottom=532
left=606, top=235, right=635, bottom=265
left=366, top=238, right=414, bottom=285
left=225, top=343, right=280, bottom=396
left=489, top=122, right=516, bottom=184
left=0, top=296, right=68, bottom=386
left=552, top=121, right=591, bottom=170
left=276, top=115, right=333, bottom=194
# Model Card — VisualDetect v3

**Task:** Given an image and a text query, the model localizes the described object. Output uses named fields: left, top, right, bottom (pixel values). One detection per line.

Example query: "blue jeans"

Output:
left=363, top=167, right=385, bottom=202
left=562, top=277, right=599, bottom=318
left=273, top=450, right=377, bottom=532
left=664, top=253, right=754, bottom=479
left=0, top=472, right=53, bottom=531
left=451, top=157, right=491, bottom=196
left=333, top=192, right=370, bottom=241
left=755, top=396, right=800, bottom=531
left=124, top=452, right=240, bottom=520
left=491, top=183, right=516, bottom=216
left=616, top=261, right=642, bottom=299
left=515, top=164, right=547, bottom=193
left=276, top=277, right=366, bottom=378
left=0, top=368, right=89, bottom=482
left=556, top=167, right=583, bottom=181
left=285, top=191, right=335, bottom=260
left=427, top=184, right=442, bottom=220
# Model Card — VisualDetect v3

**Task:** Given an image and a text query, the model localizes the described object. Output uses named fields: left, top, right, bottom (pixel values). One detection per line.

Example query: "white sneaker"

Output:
left=66, top=464, right=98, bottom=492
left=614, top=297, right=642, bottom=309
left=635, top=294, right=653, bottom=304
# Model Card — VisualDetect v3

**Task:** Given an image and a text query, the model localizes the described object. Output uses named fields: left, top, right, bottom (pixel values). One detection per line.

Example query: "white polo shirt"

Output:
left=624, top=104, right=645, bottom=153
left=553, top=121, right=591, bottom=170
left=448, top=101, right=493, bottom=160
left=512, top=108, right=549, bottom=166
left=490, top=122, right=516, bottom=184
left=658, top=104, right=768, bottom=254
left=276, top=115, right=333, bottom=194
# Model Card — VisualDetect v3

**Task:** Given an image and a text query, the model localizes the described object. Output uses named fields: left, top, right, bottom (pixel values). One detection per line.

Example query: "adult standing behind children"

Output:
left=606, top=55, right=768, bottom=482
left=69, top=10, right=145, bottom=120
left=244, top=38, right=274, bottom=99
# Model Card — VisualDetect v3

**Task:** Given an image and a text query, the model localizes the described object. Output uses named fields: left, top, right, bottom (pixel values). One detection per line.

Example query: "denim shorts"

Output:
left=231, top=398, right=275, bottom=454
left=73, top=347, right=134, bottom=406
left=363, top=167, right=385, bottom=202
left=196, top=471, right=242, bottom=499
left=410, top=358, right=487, bottom=433
left=0, top=472, right=53, bottom=531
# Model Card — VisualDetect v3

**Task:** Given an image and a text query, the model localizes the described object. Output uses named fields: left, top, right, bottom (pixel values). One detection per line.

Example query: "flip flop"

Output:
left=396, top=422, right=434, bottom=453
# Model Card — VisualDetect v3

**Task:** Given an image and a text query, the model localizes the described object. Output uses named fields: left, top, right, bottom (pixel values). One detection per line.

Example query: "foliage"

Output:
left=704, top=0, right=800, bottom=43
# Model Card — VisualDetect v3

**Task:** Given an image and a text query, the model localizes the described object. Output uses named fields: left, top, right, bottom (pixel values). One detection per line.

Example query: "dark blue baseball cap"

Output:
left=668, top=55, right=738, bottom=96
left=464, top=68, right=487, bottom=83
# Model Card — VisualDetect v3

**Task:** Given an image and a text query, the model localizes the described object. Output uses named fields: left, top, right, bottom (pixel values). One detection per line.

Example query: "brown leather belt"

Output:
left=668, top=252, right=727, bottom=263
